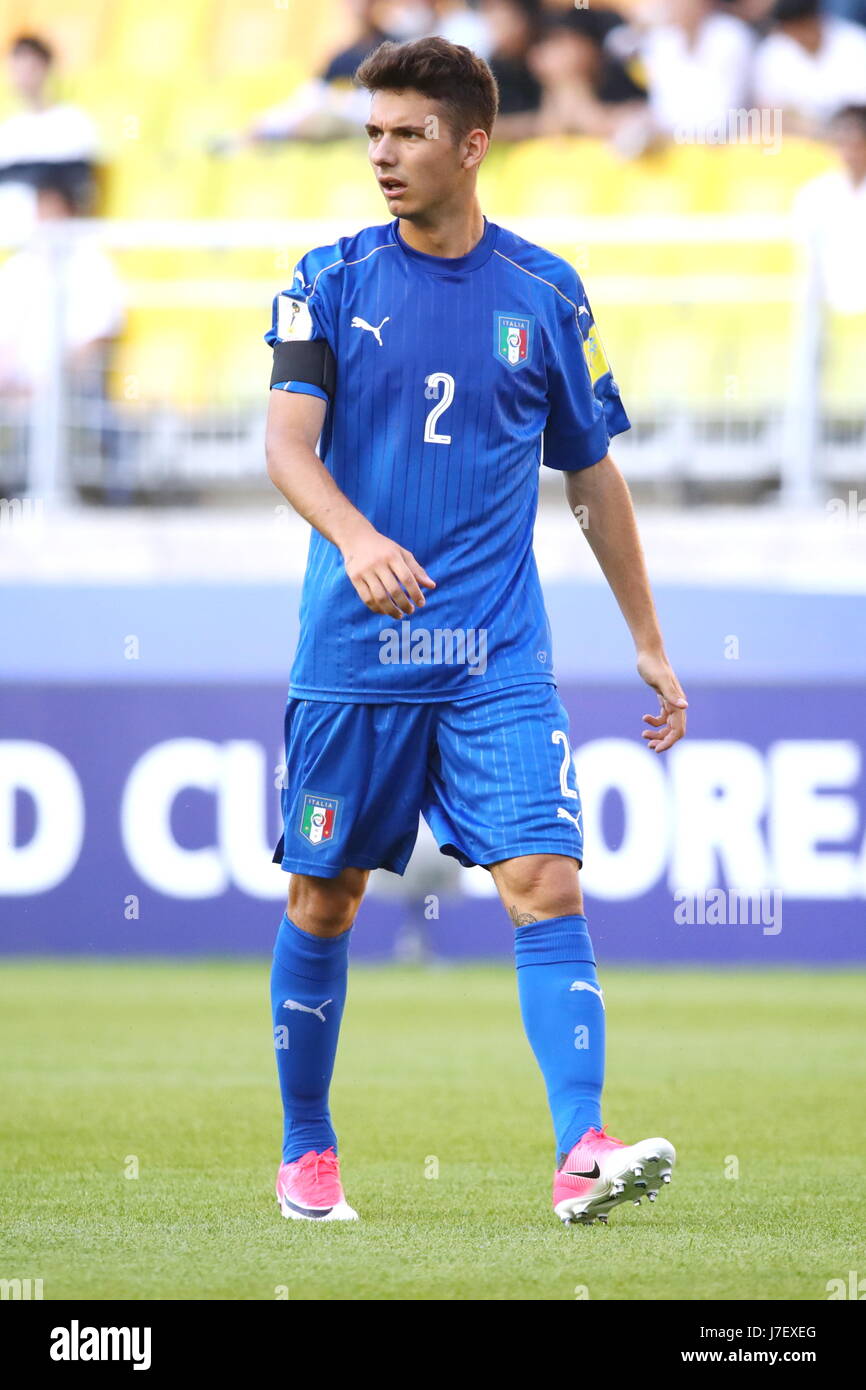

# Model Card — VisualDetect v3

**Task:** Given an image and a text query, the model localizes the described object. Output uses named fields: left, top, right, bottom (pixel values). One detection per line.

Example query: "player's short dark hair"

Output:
left=10, top=33, right=54, bottom=64
left=355, top=37, right=499, bottom=142
left=830, top=104, right=866, bottom=139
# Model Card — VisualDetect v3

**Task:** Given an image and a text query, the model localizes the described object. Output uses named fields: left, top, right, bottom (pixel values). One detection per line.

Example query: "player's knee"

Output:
left=287, top=868, right=368, bottom=936
left=493, top=853, right=583, bottom=921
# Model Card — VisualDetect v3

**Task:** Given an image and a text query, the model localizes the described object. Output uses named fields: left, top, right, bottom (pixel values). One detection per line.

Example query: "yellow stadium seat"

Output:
left=718, top=140, right=833, bottom=214
left=822, top=312, right=866, bottom=410
left=101, top=149, right=212, bottom=219
left=616, top=143, right=704, bottom=215
left=209, top=142, right=379, bottom=221
left=212, top=149, right=307, bottom=220
left=177, top=71, right=306, bottom=153
left=215, top=309, right=274, bottom=401
left=101, top=0, right=209, bottom=76
left=111, top=310, right=206, bottom=406
left=207, top=0, right=343, bottom=78
left=114, top=303, right=283, bottom=408
left=495, top=140, right=593, bottom=216
left=0, top=0, right=849, bottom=426
left=64, top=64, right=182, bottom=158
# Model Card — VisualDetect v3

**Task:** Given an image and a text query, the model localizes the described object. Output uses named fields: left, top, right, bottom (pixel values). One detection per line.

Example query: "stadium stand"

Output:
left=0, top=0, right=861, bottom=500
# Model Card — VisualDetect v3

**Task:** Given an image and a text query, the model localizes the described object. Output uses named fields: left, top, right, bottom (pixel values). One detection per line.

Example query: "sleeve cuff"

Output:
left=270, top=381, right=330, bottom=402
left=598, top=384, right=631, bottom=440
left=542, top=413, right=611, bottom=472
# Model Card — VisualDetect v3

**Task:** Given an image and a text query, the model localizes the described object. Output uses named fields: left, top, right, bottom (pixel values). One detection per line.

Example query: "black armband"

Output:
left=270, top=339, right=336, bottom=399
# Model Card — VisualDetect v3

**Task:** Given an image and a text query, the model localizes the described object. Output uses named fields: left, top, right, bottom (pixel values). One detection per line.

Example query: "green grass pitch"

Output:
left=1, top=959, right=863, bottom=1301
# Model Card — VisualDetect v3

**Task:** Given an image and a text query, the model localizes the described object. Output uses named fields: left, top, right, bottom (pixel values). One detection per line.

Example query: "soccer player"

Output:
left=264, top=37, right=687, bottom=1225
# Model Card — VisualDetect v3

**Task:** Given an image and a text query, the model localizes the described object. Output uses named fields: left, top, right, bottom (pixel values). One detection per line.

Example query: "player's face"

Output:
left=366, top=90, right=473, bottom=223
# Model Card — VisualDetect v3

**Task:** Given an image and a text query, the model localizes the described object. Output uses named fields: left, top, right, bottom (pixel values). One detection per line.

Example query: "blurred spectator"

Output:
left=373, top=1, right=432, bottom=38
left=428, top=0, right=494, bottom=56
left=0, top=34, right=99, bottom=241
left=383, top=0, right=495, bottom=51
left=481, top=0, right=544, bottom=140
left=817, top=0, right=866, bottom=32
left=211, top=1, right=399, bottom=147
left=722, top=0, right=777, bottom=25
left=793, top=105, right=866, bottom=311
left=0, top=178, right=124, bottom=398
left=528, top=8, right=647, bottom=142
left=753, top=0, right=866, bottom=135
left=616, top=0, right=756, bottom=145
left=212, top=1, right=495, bottom=148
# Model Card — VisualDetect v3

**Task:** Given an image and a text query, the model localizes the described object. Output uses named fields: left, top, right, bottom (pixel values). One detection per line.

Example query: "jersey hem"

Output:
left=286, top=672, right=557, bottom=703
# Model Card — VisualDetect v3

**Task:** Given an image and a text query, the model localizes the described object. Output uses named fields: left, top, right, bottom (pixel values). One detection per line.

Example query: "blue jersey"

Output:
left=264, top=215, right=629, bottom=702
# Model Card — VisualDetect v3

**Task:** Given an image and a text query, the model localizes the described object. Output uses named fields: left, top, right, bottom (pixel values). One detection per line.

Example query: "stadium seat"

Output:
left=101, top=149, right=213, bottom=219
left=211, top=143, right=380, bottom=221
left=822, top=311, right=866, bottom=409
left=100, top=0, right=210, bottom=76
left=61, top=69, right=173, bottom=162
left=496, top=139, right=617, bottom=216
left=0, top=0, right=844, bottom=433
left=111, top=308, right=216, bottom=407
left=207, top=0, right=341, bottom=78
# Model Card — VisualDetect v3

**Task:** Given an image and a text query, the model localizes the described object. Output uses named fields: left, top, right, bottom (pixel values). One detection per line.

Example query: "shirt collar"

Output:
left=392, top=214, right=498, bottom=276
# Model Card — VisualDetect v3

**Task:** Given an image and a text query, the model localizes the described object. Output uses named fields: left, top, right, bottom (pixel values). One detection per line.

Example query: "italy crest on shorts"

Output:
left=298, top=792, right=340, bottom=847
left=494, top=312, right=534, bottom=371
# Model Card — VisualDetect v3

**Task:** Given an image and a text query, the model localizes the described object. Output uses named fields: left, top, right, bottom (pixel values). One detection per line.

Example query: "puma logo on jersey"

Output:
left=557, top=806, right=582, bottom=831
left=282, top=998, right=333, bottom=1023
left=351, top=315, right=390, bottom=346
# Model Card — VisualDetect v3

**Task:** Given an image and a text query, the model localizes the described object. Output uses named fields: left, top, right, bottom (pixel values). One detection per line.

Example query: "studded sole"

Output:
left=554, top=1140, right=676, bottom=1226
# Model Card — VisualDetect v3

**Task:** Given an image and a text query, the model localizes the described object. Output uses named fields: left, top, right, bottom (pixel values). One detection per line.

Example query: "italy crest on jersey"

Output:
left=298, top=792, right=340, bottom=846
left=494, top=312, right=534, bottom=371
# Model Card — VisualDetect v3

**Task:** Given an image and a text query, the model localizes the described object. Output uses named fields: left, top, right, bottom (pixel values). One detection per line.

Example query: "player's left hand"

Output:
left=636, top=651, right=688, bottom=753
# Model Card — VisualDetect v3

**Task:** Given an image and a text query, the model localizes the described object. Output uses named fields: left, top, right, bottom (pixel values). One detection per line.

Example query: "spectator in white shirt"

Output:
left=527, top=8, right=648, bottom=143
left=793, top=104, right=866, bottom=312
left=0, top=34, right=99, bottom=242
left=0, top=177, right=124, bottom=397
left=754, top=0, right=866, bottom=135
left=211, top=1, right=493, bottom=150
left=430, top=0, right=494, bottom=56
left=612, top=0, right=757, bottom=146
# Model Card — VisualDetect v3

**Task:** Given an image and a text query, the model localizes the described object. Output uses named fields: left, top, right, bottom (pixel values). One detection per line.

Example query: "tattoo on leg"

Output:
left=509, top=905, right=539, bottom=927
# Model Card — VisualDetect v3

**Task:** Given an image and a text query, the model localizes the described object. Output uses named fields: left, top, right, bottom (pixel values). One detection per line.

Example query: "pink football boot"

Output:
left=275, top=1147, right=358, bottom=1222
left=553, top=1124, right=675, bottom=1225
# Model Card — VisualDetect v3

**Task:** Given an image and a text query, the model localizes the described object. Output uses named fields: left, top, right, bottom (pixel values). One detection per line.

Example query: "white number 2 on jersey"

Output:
left=423, top=372, right=454, bottom=444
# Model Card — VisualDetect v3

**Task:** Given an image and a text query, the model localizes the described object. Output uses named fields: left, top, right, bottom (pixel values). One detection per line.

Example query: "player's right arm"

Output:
left=265, top=382, right=435, bottom=619
left=265, top=259, right=434, bottom=618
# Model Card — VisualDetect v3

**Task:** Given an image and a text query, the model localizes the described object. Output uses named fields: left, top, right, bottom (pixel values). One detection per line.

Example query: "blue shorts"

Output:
left=272, top=683, right=583, bottom=878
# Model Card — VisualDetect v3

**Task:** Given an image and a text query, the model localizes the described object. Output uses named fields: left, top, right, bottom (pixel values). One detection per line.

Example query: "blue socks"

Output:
left=271, top=909, right=603, bottom=1167
left=270, top=913, right=351, bottom=1164
left=514, top=914, right=605, bottom=1161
